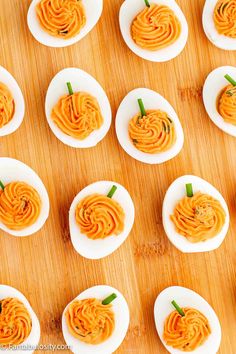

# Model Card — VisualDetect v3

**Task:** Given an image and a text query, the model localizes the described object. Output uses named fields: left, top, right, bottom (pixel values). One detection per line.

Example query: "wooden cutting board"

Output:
left=0, top=0, right=235, bottom=353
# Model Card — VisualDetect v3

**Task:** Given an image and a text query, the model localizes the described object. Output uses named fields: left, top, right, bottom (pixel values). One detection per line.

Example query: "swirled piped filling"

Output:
left=51, top=92, right=104, bottom=139
left=129, top=110, right=176, bottom=153
left=217, top=84, right=236, bottom=125
left=131, top=4, right=181, bottom=51
left=0, top=82, right=14, bottom=128
left=171, top=192, right=226, bottom=242
left=0, top=298, right=32, bottom=347
left=36, top=0, right=86, bottom=39
left=75, top=194, right=125, bottom=239
left=214, top=0, right=236, bottom=38
left=65, top=298, right=115, bottom=344
left=163, top=307, right=211, bottom=351
left=0, top=182, right=41, bottom=230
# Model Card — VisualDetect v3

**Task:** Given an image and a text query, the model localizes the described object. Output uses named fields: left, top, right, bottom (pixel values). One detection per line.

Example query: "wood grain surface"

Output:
left=0, top=0, right=235, bottom=353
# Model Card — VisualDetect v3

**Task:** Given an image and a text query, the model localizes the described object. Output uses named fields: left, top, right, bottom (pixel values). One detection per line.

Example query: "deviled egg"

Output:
left=154, top=286, right=222, bottom=354
left=45, top=68, right=112, bottom=148
left=0, top=284, right=40, bottom=354
left=119, top=0, right=188, bottom=62
left=62, top=285, right=130, bottom=354
left=162, top=175, right=229, bottom=253
left=69, top=181, right=135, bottom=259
left=203, top=0, right=236, bottom=50
left=0, top=157, right=50, bottom=237
left=27, top=0, right=103, bottom=48
left=0, top=66, right=25, bottom=137
left=115, top=88, right=184, bottom=164
left=203, top=65, right=236, bottom=137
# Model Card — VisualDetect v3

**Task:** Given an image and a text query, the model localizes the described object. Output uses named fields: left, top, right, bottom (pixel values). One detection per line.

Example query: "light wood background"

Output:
left=0, top=0, right=235, bottom=353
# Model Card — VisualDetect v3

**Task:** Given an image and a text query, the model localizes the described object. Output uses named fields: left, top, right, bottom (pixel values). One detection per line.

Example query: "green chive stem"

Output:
left=107, top=185, right=117, bottom=198
left=138, top=98, right=146, bottom=117
left=144, top=0, right=150, bottom=7
left=171, top=300, right=185, bottom=317
left=224, top=74, right=236, bottom=87
left=66, top=82, right=74, bottom=95
left=0, top=181, right=5, bottom=191
left=102, top=293, right=117, bottom=305
left=186, top=183, right=193, bottom=197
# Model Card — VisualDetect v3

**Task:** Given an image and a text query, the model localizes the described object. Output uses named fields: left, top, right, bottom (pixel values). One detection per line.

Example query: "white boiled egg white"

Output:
left=0, top=157, right=50, bottom=237
left=62, top=285, right=130, bottom=354
left=162, top=175, right=230, bottom=253
left=0, top=66, right=25, bottom=137
left=69, top=181, right=135, bottom=259
left=27, top=0, right=103, bottom=48
left=119, top=0, right=188, bottom=62
left=115, top=88, right=184, bottom=164
left=202, top=0, right=236, bottom=50
left=0, top=284, right=40, bottom=354
left=154, top=286, right=222, bottom=354
left=45, top=68, right=112, bottom=148
left=203, top=65, right=236, bottom=137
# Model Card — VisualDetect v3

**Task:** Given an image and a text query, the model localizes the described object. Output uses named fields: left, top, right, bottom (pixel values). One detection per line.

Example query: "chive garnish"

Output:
left=171, top=300, right=185, bottom=317
left=102, top=293, right=117, bottom=305
left=186, top=183, right=193, bottom=197
left=0, top=181, right=5, bottom=191
left=137, top=98, right=146, bottom=117
left=66, top=82, right=74, bottom=95
left=144, top=0, right=150, bottom=7
left=224, top=74, right=236, bottom=87
left=107, top=185, right=117, bottom=198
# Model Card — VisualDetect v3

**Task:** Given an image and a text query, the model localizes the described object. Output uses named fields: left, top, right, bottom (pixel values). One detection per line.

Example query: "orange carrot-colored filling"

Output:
left=131, top=4, right=181, bottom=51
left=0, top=182, right=41, bottom=230
left=36, top=0, right=86, bottom=39
left=0, top=82, right=14, bottom=128
left=128, top=110, right=176, bottom=153
left=171, top=192, right=226, bottom=242
left=66, top=298, right=115, bottom=344
left=75, top=194, right=125, bottom=239
left=217, top=84, right=236, bottom=125
left=0, top=298, right=32, bottom=347
left=214, top=0, right=236, bottom=37
left=163, top=307, right=211, bottom=351
left=51, top=92, right=104, bottom=139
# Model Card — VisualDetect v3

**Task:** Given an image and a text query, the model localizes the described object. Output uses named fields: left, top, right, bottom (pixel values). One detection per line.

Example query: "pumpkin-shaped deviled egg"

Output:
left=27, top=0, right=103, bottom=47
left=119, top=0, right=188, bottom=62
left=115, top=88, right=184, bottom=164
left=162, top=175, right=229, bottom=253
left=154, top=286, right=221, bottom=353
left=0, top=284, right=40, bottom=354
left=0, top=157, right=50, bottom=237
left=45, top=68, right=112, bottom=148
left=69, top=181, right=135, bottom=259
left=203, top=65, right=236, bottom=136
left=203, top=0, right=236, bottom=50
left=62, top=285, right=130, bottom=354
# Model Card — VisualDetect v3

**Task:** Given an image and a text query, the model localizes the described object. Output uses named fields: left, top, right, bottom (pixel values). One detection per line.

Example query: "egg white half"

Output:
left=0, top=66, right=25, bottom=137
left=62, top=285, right=130, bottom=354
left=202, top=0, right=236, bottom=50
left=203, top=65, right=236, bottom=137
left=0, top=284, right=40, bottom=354
left=119, top=0, right=188, bottom=62
left=115, top=88, right=184, bottom=164
left=69, top=181, right=135, bottom=259
left=154, top=286, right=221, bottom=354
left=45, top=68, right=112, bottom=148
left=27, top=0, right=103, bottom=48
left=0, top=157, right=50, bottom=237
left=162, top=175, right=229, bottom=253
